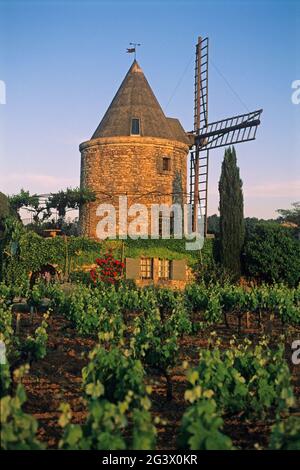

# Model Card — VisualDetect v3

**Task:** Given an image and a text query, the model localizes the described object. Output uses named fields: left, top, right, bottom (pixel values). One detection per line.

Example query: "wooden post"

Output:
left=193, top=146, right=199, bottom=233
left=16, top=313, right=21, bottom=335
left=121, top=240, right=125, bottom=278
left=192, top=37, right=202, bottom=233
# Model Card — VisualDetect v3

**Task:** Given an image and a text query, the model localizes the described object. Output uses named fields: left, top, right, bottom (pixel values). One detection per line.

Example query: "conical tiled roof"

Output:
left=92, top=60, right=188, bottom=144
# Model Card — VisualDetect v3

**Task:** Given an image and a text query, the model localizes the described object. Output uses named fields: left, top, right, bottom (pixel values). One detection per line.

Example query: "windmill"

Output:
left=189, top=37, right=262, bottom=236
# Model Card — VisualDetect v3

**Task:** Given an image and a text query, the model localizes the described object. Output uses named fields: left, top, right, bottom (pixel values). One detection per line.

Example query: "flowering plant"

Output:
left=90, top=249, right=124, bottom=285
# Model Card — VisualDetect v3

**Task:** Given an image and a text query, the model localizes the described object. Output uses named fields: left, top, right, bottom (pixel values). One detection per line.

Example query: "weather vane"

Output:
left=126, top=42, right=141, bottom=60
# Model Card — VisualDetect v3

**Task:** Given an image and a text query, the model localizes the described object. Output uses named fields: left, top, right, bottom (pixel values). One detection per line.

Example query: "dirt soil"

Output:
left=12, top=309, right=300, bottom=450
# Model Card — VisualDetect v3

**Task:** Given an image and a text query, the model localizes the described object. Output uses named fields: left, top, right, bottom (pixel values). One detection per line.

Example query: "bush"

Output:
left=82, top=346, right=146, bottom=405
left=269, top=417, right=300, bottom=450
left=2, top=231, right=101, bottom=285
left=0, top=366, right=44, bottom=450
left=90, top=249, right=124, bottom=285
left=179, top=396, right=234, bottom=450
left=185, top=338, right=294, bottom=417
left=243, top=223, right=300, bottom=286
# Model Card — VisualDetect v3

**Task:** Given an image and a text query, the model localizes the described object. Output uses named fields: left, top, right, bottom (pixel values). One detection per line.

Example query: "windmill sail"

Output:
left=189, top=36, right=262, bottom=237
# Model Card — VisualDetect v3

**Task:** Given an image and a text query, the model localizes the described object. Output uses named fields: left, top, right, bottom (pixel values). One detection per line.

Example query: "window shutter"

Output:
left=171, top=259, right=186, bottom=280
left=125, top=258, right=140, bottom=280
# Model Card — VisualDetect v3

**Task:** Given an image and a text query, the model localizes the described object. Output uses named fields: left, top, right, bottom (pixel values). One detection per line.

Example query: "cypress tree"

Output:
left=218, top=146, right=245, bottom=277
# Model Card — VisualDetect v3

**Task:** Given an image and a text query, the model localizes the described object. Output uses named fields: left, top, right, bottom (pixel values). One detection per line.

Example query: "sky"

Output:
left=0, top=0, right=299, bottom=219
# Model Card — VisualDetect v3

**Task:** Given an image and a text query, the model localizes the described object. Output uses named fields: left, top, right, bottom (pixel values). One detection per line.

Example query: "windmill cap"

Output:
left=91, top=60, right=189, bottom=144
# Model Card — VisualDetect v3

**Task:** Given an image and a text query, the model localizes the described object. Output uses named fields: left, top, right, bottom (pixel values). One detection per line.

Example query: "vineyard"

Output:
left=1, top=280, right=300, bottom=450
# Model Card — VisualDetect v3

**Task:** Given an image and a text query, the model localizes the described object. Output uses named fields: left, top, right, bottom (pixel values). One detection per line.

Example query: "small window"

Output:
left=158, top=259, right=171, bottom=280
left=140, top=258, right=153, bottom=279
left=162, top=157, right=171, bottom=171
left=131, top=118, right=140, bottom=135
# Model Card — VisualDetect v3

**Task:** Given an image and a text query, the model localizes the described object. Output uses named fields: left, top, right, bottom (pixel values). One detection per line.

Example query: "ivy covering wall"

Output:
left=1, top=231, right=214, bottom=285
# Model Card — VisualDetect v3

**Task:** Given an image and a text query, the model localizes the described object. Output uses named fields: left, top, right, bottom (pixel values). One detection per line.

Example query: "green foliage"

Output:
left=179, top=396, right=234, bottom=450
left=47, top=187, right=96, bottom=220
left=60, top=342, right=156, bottom=450
left=0, top=363, right=11, bottom=398
left=193, top=257, right=234, bottom=286
left=0, top=191, right=10, bottom=227
left=58, top=400, right=127, bottom=450
left=26, top=283, right=44, bottom=311
left=185, top=282, right=209, bottom=312
left=186, top=338, right=294, bottom=418
left=23, top=314, right=49, bottom=361
left=1, top=384, right=44, bottom=449
left=2, top=230, right=101, bottom=284
left=131, top=310, right=179, bottom=376
left=2, top=226, right=215, bottom=285
left=82, top=345, right=146, bottom=405
left=203, top=290, right=223, bottom=324
left=64, top=284, right=125, bottom=338
left=0, top=366, right=44, bottom=450
left=58, top=396, right=156, bottom=450
left=0, top=303, right=13, bottom=347
left=207, top=214, right=220, bottom=235
left=9, top=189, right=40, bottom=215
left=123, top=237, right=212, bottom=267
left=277, top=201, right=300, bottom=227
left=130, top=302, right=189, bottom=399
left=132, top=408, right=157, bottom=450
left=185, top=282, right=300, bottom=326
left=243, top=222, right=300, bottom=286
left=69, top=270, right=94, bottom=286
left=219, top=146, right=245, bottom=278
left=0, top=282, right=24, bottom=307
left=9, top=187, right=95, bottom=225
left=269, top=417, right=300, bottom=450
left=0, top=304, right=13, bottom=397
left=42, top=282, right=67, bottom=311
left=155, top=287, right=180, bottom=314
left=155, top=288, right=192, bottom=334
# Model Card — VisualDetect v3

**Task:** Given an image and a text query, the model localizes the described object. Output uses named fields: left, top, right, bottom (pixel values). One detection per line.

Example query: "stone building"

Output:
left=79, top=60, right=190, bottom=285
left=79, top=60, right=190, bottom=239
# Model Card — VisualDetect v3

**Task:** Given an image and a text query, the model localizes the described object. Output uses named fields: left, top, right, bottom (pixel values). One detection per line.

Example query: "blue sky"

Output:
left=0, top=0, right=299, bottom=218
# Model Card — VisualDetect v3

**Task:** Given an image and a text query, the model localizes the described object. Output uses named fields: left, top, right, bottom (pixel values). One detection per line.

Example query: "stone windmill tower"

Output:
left=79, top=60, right=190, bottom=239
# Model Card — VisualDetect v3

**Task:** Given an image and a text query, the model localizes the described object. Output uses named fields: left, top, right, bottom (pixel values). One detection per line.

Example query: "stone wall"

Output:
left=79, top=136, right=189, bottom=239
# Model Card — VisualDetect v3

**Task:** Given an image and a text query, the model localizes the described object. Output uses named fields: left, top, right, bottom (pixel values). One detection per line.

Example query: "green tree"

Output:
left=8, top=187, right=95, bottom=227
left=243, top=222, right=300, bottom=286
left=0, top=192, right=10, bottom=238
left=9, top=189, right=49, bottom=224
left=46, top=187, right=95, bottom=225
left=207, top=214, right=220, bottom=235
left=277, top=202, right=300, bottom=226
left=218, top=147, right=245, bottom=278
left=0, top=192, right=9, bottom=219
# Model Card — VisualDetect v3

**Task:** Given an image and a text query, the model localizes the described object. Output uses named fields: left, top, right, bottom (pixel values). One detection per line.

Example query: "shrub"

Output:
left=90, top=249, right=124, bottom=285
left=0, top=367, right=44, bottom=450
left=269, top=417, right=300, bottom=450
left=185, top=338, right=294, bottom=417
left=243, top=223, right=300, bottom=286
left=179, top=387, right=233, bottom=450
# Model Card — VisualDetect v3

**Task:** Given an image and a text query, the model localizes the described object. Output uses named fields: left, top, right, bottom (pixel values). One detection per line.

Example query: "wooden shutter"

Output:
left=171, top=259, right=186, bottom=280
left=125, top=258, right=140, bottom=280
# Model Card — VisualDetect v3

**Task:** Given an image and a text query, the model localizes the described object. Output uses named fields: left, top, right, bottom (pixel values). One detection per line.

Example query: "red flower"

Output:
left=91, top=250, right=124, bottom=284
